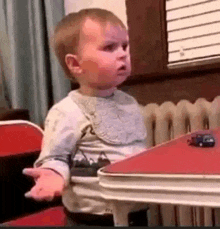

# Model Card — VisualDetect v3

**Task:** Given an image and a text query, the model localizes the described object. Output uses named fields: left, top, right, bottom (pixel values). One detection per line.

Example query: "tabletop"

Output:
left=102, top=128, right=220, bottom=175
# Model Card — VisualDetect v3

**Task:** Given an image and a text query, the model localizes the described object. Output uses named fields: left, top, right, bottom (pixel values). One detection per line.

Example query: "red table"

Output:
left=98, top=127, right=220, bottom=226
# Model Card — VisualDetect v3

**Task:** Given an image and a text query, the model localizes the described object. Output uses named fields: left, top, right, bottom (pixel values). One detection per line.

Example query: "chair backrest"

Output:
left=0, top=120, right=43, bottom=157
left=0, top=120, right=46, bottom=223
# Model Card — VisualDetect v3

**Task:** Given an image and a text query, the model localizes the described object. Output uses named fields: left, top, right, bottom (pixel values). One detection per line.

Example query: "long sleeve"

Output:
left=34, top=98, right=83, bottom=186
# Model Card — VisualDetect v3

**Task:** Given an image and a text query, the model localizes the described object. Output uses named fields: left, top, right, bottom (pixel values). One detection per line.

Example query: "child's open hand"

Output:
left=22, top=168, right=65, bottom=201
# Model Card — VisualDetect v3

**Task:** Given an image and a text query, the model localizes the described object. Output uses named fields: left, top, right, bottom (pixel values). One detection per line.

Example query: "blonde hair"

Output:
left=52, top=8, right=126, bottom=80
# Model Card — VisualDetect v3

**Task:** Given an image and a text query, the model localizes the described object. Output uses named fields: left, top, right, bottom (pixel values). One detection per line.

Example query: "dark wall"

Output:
left=120, top=70, right=220, bottom=106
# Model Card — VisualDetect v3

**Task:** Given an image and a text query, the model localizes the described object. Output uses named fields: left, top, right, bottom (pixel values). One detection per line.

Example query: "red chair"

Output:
left=0, top=120, right=43, bottom=157
left=3, top=206, right=66, bottom=226
left=0, top=120, right=65, bottom=226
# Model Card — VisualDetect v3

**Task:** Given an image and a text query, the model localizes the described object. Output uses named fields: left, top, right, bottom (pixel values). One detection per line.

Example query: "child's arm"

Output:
left=23, top=168, right=65, bottom=201
left=23, top=105, right=82, bottom=201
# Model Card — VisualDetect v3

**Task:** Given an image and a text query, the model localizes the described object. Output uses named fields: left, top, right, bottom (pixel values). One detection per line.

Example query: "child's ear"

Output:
left=65, top=54, right=82, bottom=74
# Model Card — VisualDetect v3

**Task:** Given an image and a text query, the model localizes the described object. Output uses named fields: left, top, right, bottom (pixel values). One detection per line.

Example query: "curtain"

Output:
left=0, top=0, right=71, bottom=126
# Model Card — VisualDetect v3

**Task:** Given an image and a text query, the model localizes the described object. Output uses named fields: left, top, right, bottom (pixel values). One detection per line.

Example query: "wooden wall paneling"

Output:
left=125, top=0, right=167, bottom=76
left=120, top=70, right=220, bottom=106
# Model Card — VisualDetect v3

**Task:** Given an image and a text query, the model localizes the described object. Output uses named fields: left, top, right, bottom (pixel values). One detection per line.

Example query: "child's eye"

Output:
left=103, top=44, right=116, bottom=52
left=122, top=43, right=128, bottom=51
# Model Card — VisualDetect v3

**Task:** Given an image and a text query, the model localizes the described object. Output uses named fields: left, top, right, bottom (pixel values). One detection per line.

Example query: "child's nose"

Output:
left=117, top=47, right=128, bottom=59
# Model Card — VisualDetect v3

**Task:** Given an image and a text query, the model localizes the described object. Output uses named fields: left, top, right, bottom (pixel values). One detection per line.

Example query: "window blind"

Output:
left=166, top=0, right=220, bottom=68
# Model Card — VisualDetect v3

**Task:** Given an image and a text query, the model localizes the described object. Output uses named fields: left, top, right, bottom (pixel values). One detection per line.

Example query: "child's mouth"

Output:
left=118, top=65, right=126, bottom=71
left=117, top=65, right=128, bottom=76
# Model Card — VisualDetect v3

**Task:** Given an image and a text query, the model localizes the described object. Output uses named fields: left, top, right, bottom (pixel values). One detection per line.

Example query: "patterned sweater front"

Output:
left=35, top=89, right=147, bottom=214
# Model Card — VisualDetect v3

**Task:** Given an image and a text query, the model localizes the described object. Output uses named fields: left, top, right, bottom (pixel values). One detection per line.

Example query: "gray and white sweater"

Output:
left=35, top=89, right=147, bottom=215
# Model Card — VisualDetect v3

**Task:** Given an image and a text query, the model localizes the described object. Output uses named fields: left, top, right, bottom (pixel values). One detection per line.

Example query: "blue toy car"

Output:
left=187, top=133, right=215, bottom=147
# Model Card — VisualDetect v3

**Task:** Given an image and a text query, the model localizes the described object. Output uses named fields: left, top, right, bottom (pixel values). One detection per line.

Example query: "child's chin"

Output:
left=117, top=74, right=129, bottom=83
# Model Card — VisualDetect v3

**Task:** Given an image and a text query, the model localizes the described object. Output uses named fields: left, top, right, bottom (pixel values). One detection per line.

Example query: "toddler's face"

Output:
left=77, top=18, right=131, bottom=91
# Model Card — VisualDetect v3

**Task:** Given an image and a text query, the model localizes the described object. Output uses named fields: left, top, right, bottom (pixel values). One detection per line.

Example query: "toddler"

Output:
left=23, top=8, right=148, bottom=226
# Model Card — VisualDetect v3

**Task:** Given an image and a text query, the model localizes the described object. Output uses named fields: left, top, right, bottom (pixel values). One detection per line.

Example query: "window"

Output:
left=166, top=0, right=220, bottom=69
